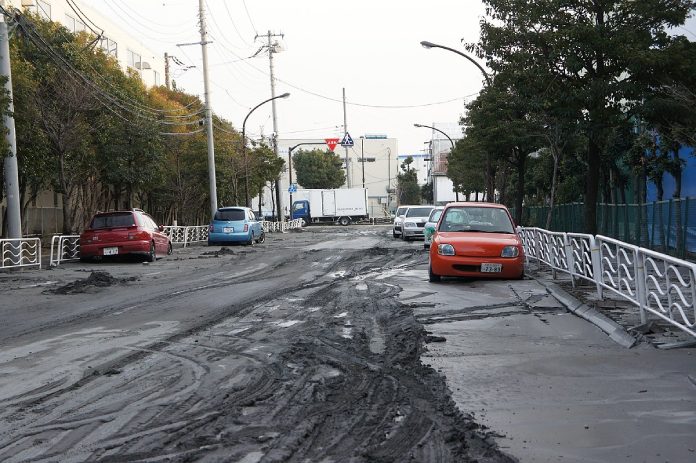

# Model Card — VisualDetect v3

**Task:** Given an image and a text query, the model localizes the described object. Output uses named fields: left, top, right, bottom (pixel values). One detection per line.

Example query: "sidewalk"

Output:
left=529, top=266, right=696, bottom=348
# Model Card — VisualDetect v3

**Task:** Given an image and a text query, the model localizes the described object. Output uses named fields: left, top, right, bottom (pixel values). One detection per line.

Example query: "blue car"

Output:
left=208, top=207, right=265, bottom=246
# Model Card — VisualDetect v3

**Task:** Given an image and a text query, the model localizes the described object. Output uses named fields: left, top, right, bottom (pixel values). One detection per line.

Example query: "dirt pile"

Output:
left=201, top=247, right=236, bottom=257
left=49, top=271, right=137, bottom=294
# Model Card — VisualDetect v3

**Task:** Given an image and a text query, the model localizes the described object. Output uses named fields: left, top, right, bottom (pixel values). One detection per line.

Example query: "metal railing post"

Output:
left=590, top=236, right=603, bottom=300
left=635, top=248, right=648, bottom=324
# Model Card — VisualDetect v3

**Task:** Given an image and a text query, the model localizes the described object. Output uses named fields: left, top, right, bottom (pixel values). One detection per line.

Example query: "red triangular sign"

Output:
left=325, top=138, right=339, bottom=152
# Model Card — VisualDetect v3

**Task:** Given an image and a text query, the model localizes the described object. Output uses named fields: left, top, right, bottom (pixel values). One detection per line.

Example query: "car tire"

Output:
left=246, top=234, right=254, bottom=246
left=256, top=231, right=266, bottom=244
left=167, top=242, right=173, bottom=255
left=393, top=230, right=398, bottom=238
left=429, top=265, right=441, bottom=282
left=338, top=216, right=350, bottom=226
left=146, top=241, right=156, bottom=262
left=79, top=256, right=91, bottom=263
left=423, top=244, right=429, bottom=250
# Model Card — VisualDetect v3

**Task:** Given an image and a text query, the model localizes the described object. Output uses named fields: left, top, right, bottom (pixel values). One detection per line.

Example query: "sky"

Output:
left=87, top=0, right=489, bottom=156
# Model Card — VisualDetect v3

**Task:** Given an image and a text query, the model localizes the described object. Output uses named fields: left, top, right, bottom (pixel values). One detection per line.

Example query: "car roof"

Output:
left=444, top=202, right=508, bottom=209
left=217, top=206, right=248, bottom=211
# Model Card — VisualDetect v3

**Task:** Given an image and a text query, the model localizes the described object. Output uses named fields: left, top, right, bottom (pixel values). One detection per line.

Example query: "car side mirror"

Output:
left=158, top=225, right=164, bottom=231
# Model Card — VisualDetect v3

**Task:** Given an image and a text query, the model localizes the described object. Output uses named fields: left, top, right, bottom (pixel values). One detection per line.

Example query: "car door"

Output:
left=146, top=214, right=166, bottom=254
left=247, top=210, right=259, bottom=239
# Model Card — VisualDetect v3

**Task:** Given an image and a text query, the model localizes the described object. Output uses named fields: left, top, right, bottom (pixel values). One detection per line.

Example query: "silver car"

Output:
left=401, top=206, right=435, bottom=241
left=392, top=206, right=412, bottom=238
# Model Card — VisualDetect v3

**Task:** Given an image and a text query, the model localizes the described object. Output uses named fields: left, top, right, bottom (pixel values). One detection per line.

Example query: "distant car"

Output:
left=80, top=208, right=172, bottom=262
left=392, top=206, right=410, bottom=238
left=423, top=206, right=445, bottom=249
left=401, top=206, right=435, bottom=241
left=208, top=206, right=265, bottom=246
left=429, top=202, right=524, bottom=281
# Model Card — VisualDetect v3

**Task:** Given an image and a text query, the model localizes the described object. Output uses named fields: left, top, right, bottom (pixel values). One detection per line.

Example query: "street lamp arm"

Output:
left=420, top=41, right=492, bottom=87
left=414, top=123, right=455, bottom=150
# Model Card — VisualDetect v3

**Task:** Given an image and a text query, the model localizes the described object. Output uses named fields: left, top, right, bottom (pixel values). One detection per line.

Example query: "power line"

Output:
left=241, top=0, right=258, bottom=36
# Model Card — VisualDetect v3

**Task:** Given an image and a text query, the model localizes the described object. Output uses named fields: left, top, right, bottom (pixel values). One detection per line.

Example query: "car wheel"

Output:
left=79, top=256, right=91, bottom=263
left=167, top=242, right=173, bottom=255
left=146, top=241, right=156, bottom=262
left=429, top=265, right=441, bottom=282
left=393, top=230, right=399, bottom=238
left=338, top=216, right=350, bottom=226
left=256, top=231, right=266, bottom=244
left=246, top=234, right=254, bottom=246
left=423, top=243, right=429, bottom=250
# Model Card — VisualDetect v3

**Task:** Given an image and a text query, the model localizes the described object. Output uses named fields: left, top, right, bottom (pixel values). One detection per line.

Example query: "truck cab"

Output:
left=292, top=200, right=311, bottom=225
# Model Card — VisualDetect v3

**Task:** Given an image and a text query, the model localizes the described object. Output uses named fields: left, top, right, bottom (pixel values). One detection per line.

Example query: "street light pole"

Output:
left=242, top=93, right=290, bottom=208
left=286, top=142, right=327, bottom=212
left=414, top=123, right=458, bottom=201
left=360, top=137, right=365, bottom=189
left=420, top=41, right=491, bottom=86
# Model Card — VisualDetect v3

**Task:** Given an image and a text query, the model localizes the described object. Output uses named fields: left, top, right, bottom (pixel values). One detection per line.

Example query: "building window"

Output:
left=153, top=70, right=160, bottom=86
left=127, top=49, right=142, bottom=70
left=99, top=36, right=118, bottom=57
left=35, top=0, right=51, bottom=20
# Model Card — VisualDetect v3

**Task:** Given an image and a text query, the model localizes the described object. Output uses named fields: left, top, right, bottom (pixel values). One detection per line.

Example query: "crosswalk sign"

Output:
left=288, top=183, right=298, bottom=193
left=340, top=132, right=354, bottom=147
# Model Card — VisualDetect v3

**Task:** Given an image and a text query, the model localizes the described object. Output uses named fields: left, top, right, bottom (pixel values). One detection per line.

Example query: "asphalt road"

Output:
left=0, top=226, right=694, bottom=463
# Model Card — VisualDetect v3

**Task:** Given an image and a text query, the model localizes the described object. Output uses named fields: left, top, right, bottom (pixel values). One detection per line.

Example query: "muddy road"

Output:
left=0, top=227, right=512, bottom=462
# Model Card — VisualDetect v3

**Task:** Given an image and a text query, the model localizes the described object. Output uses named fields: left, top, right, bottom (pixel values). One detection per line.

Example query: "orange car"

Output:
left=428, top=203, right=525, bottom=281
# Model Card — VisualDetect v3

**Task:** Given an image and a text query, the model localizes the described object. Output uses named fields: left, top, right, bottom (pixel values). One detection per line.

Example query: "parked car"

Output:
left=401, top=206, right=435, bottom=241
left=208, top=206, right=265, bottom=246
left=392, top=206, right=410, bottom=238
left=423, top=206, right=445, bottom=249
left=80, top=208, right=172, bottom=262
left=428, top=203, right=524, bottom=281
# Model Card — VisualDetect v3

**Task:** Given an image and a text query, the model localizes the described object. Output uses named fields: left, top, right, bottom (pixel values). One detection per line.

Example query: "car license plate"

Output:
left=481, top=263, right=502, bottom=273
left=103, top=247, right=118, bottom=256
left=223, top=227, right=234, bottom=233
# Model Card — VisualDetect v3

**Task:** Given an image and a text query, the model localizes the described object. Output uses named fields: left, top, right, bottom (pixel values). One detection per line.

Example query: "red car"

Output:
left=80, top=209, right=172, bottom=262
left=429, top=203, right=525, bottom=281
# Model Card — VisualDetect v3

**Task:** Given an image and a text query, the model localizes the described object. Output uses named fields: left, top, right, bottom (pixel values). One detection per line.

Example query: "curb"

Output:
left=533, top=277, right=638, bottom=349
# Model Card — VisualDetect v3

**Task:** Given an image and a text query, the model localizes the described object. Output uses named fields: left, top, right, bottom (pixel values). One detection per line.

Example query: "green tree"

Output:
left=397, top=156, right=420, bottom=205
left=473, top=0, right=695, bottom=233
left=293, top=149, right=345, bottom=189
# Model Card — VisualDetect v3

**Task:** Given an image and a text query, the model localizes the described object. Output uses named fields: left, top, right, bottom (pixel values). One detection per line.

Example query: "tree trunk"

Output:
left=546, top=150, right=560, bottom=229
left=514, top=150, right=525, bottom=226
left=584, top=136, right=601, bottom=234
left=485, top=153, right=496, bottom=201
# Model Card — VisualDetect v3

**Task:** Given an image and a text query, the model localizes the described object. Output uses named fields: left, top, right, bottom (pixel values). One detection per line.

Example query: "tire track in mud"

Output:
left=0, top=242, right=514, bottom=462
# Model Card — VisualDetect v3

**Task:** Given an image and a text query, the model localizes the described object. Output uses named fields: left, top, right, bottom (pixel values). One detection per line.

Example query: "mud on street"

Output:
left=0, top=226, right=513, bottom=462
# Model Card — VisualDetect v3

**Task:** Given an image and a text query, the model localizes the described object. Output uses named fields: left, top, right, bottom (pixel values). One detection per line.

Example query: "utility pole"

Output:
left=257, top=30, right=285, bottom=221
left=1, top=12, right=21, bottom=239
left=198, top=0, right=217, bottom=218
left=164, top=52, right=170, bottom=90
left=342, top=88, right=351, bottom=188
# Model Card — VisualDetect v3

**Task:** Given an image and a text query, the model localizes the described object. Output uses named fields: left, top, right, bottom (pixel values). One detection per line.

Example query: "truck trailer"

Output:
left=291, top=188, right=369, bottom=226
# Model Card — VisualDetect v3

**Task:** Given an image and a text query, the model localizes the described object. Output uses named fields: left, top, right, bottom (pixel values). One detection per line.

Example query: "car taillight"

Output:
left=243, top=224, right=249, bottom=232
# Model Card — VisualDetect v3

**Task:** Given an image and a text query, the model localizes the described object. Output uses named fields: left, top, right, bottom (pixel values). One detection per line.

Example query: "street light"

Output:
left=242, top=92, right=290, bottom=208
left=419, top=40, right=491, bottom=86
left=414, top=123, right=458, bottom=201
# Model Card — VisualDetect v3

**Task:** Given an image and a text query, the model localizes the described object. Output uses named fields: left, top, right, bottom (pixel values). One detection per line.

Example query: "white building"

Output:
left=426, top=122, right=466, bottom=204
left=254, top=136, right=399, bottom=218
left=396, top=153, right=430, bottom=186
left=5, top=0, right=165, bottom=88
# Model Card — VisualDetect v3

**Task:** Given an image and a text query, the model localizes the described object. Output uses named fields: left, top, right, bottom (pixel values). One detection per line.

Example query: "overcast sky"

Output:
left=88, top=1, right=696, bottom=156
left=87, top=0, right=489, bottom=155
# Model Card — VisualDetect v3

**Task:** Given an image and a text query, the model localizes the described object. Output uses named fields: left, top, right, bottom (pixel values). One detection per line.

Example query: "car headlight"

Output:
left=438, top=244, right=455, bottom=256
left=501, top=246, right=519, bottom=258
left=404, top=222, right=416, bottom=228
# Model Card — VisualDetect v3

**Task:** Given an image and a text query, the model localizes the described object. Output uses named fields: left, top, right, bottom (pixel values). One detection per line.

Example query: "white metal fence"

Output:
left=49, top=235, right=80, bottom=267
left=163, top=225, right=209, bottom=247
left=1, top=238, right=42, bottom=270
left=521, top=227, right=696, bottom=339
left=262, top=219, right=303, bottom=233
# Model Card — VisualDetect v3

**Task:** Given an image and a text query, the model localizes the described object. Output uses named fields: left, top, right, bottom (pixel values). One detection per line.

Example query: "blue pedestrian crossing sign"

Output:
left=340, top=132, right=354, bottom=147
left=288, top=183, right=298, bottom=193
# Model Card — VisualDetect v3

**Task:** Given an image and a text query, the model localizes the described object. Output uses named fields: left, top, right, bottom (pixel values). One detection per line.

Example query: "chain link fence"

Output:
left=518, top=198, right=696, bottom=260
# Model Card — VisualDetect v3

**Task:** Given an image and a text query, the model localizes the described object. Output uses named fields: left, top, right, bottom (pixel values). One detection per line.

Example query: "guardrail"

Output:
left=262, top=219, right=303, bottom=233
left=521, top=227, right=696, bottom=339
left=49, top=235, right=80, bottom=267
left=1, top=238, right=42, bottom=270
left=163, top=225, right=208, bottom=247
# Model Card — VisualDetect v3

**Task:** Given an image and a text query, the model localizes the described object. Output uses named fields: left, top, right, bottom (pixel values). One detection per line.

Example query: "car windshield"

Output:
left=429, top=209, right=443, bottom=222
left=90, top=213, right=135, bottom=229
left=215, top=209, right=246, bottom=221
left=406, top=207, right=434, bottom=218
left=396, top=207, right=407, bottom=216
left=438, top=206, right=515, bottom=233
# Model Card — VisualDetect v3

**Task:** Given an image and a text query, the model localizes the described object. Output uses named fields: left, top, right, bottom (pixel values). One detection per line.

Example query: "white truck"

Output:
left=290, top=188, right=369, bottom=226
